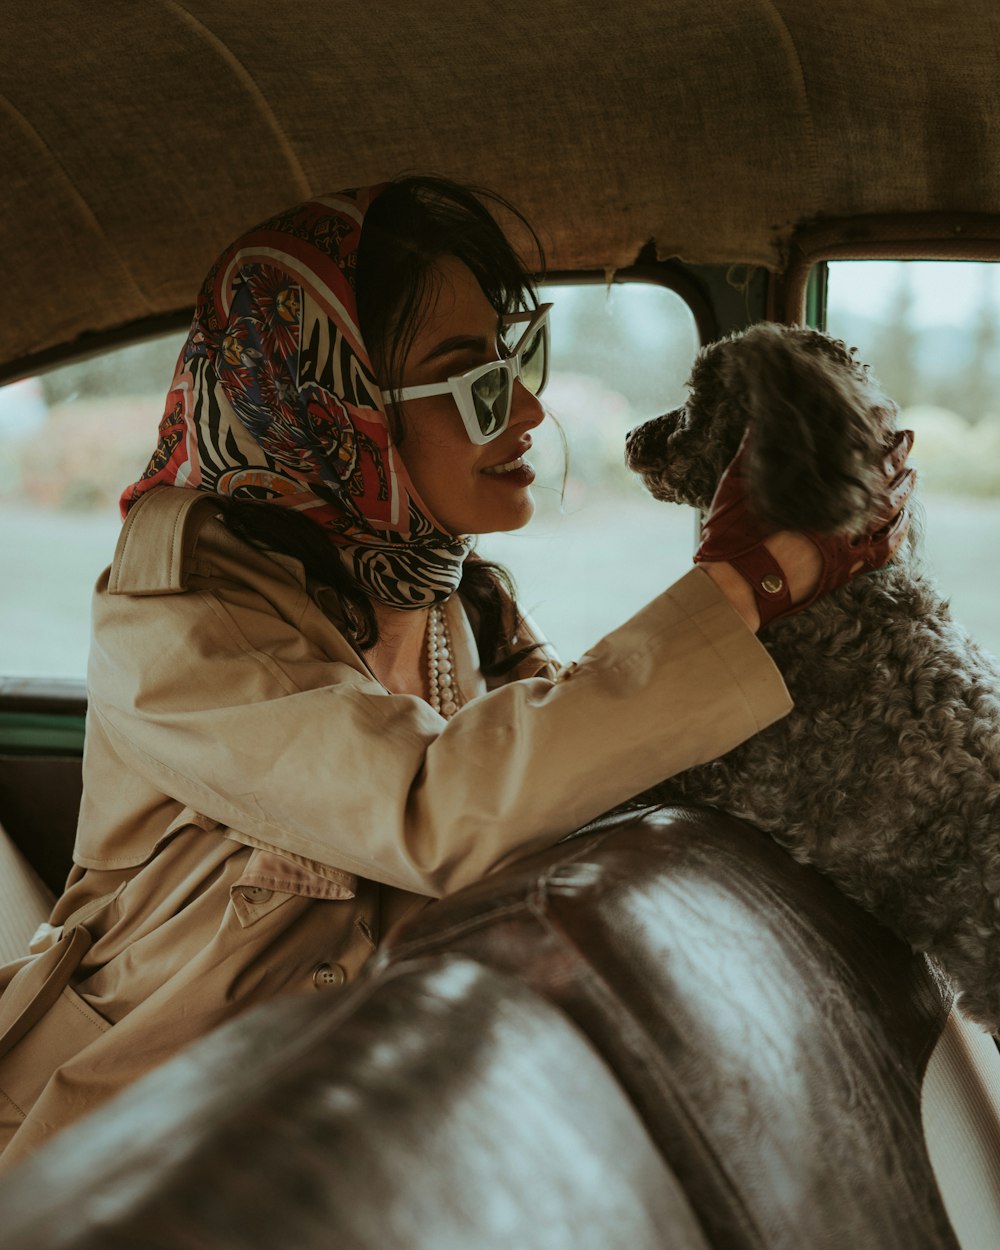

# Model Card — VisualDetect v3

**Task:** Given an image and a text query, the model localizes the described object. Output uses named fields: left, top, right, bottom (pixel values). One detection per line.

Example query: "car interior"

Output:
left=2, top=3, right=1000, bottom=1247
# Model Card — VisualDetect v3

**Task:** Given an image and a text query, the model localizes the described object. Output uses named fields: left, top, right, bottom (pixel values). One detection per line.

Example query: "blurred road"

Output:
left=3, top=493, right=998, bottom=679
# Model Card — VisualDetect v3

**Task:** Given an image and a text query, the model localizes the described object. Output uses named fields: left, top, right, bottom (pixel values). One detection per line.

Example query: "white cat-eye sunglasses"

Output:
left=380, top=303, right=552, bottom=445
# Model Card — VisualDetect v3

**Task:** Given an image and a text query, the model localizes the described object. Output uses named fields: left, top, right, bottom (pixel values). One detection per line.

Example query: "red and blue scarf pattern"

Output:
left=122, top=187, right=472, bottom=608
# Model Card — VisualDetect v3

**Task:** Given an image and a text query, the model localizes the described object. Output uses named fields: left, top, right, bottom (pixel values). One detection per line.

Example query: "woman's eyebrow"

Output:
left=418, top=330, right=499, bottom=365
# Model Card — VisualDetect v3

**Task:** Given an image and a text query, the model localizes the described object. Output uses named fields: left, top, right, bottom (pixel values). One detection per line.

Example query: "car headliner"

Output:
left=3, top=0, right=1000, bottom=379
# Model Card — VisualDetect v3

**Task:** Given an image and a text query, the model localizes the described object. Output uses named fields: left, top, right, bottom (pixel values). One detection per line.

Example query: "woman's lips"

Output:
left=482, top=453, right=527, bottom=475
left=482, top=437, right=533, bottom=475
left=481, top=453, right=536, bottom=485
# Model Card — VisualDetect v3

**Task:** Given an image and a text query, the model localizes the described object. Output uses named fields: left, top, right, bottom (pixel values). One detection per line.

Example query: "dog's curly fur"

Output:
left=625, top=322, right=1000, bottom=1033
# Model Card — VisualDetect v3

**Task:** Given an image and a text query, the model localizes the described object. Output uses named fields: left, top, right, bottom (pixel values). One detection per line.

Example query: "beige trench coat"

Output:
left=0, top=486, right=791, bottom=1168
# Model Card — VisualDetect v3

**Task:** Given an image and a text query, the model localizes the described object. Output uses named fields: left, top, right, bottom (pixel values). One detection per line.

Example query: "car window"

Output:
left=1, top=336, right=183, bottom=679
left=478, top=281, right=700, bottom=658
left=825, top=260, right=1000, bottom=659
left=0, top=284, right=700, bottom=676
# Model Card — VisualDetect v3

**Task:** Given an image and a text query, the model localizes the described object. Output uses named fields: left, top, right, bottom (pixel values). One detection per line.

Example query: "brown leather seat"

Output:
left=0, top=956, right=705, bottom=1250
left=380, top=805, right=959, bottom=1250
left=0, top=805, right=963, bottom=1249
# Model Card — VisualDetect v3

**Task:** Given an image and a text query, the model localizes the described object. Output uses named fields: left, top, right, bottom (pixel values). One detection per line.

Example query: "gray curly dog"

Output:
left=625, top=322, right=1000, bottom=1034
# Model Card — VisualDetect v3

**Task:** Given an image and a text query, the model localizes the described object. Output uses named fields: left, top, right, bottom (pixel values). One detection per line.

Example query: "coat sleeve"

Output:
left=84, top=547, right=791, bottom=898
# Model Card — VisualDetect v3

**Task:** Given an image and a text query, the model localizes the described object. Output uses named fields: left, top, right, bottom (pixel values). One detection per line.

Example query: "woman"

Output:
left=0, top=177, right=911, bottom=1166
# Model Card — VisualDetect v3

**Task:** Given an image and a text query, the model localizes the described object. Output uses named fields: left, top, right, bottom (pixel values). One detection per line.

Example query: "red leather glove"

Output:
left=694, top=429, right=915, bottom=628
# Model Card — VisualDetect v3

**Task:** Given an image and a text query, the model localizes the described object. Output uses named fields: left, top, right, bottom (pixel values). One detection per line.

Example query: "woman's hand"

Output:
left=701, top=532, right=822, bottom=632
left=696, top=430, right=916, bottom=633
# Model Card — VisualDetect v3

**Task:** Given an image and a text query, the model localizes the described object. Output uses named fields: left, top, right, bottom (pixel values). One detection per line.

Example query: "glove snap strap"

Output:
left=697, top=545, right=793, bottom=629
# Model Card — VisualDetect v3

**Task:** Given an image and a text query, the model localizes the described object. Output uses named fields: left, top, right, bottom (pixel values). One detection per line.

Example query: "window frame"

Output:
left=768, top=213, right=1000, bottom=328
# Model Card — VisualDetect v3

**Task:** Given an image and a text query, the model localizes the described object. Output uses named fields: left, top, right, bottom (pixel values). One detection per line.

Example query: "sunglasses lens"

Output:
left=471, top=366, right=511, bottom=438
left=519, top=323, right=547, bottom=395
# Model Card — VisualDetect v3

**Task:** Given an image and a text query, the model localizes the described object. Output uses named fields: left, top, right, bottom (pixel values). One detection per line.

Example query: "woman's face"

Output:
left=392, top=255, right=545, bottom=537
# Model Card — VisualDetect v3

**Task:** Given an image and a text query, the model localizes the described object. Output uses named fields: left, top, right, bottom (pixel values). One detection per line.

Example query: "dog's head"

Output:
left=624, top=323, right=897, bottom=534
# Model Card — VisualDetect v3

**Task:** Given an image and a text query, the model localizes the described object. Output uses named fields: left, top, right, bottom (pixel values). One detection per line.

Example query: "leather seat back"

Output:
left=0, top=957, right=706, bottom=1250
left=381, top=806, right=960, bottom=1250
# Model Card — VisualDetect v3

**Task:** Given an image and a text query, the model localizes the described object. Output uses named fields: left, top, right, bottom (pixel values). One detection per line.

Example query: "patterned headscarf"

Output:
left=122, top=186, right=473, bottom=608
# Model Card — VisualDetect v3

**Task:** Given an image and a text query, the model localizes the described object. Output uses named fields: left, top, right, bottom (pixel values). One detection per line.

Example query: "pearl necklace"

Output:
left=427, top=601, right=460, bottom=719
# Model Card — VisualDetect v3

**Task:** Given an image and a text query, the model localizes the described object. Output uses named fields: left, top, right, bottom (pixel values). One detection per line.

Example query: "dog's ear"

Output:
left=730, top=325, right=892, bottom=533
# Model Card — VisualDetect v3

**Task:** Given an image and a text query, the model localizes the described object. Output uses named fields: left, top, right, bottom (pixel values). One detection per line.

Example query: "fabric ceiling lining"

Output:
left=2, top=0, right=1000, bottom=375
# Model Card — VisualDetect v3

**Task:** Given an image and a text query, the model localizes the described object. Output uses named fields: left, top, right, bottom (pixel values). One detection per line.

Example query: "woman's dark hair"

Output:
left=356, top=175, right=543, bottom=438
left=224, top=175, right=547, bottom=676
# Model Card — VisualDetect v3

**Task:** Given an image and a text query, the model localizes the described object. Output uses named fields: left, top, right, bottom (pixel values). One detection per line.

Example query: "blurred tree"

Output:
left=966, top=270, right=1000, bottom=424
left=537, top=283, right=698, bottom=493
left=543, top=282, right=696, bottom=418
left=39, top=335, right=184, bottom=407
left=871, top=267, right=920, bottom=408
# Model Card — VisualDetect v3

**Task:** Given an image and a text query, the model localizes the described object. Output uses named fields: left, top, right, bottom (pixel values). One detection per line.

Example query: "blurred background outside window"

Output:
left=825, top=261, right=1000, bottom=657
left=1, top=337, right=183, bottom=680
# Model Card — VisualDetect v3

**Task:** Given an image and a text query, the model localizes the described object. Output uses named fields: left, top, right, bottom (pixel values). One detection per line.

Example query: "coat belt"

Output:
left=0, top=926, right=93, bottom=1062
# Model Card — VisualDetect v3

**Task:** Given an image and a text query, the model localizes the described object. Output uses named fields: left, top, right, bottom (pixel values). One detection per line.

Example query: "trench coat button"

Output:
left=239, top=886, right=273, bottom=903
left=312, top=963, right=347, bottom=989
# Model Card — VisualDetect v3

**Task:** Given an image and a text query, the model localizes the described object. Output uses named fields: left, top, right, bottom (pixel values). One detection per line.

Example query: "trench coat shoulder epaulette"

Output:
left=108, top=487, right=224, bottom=597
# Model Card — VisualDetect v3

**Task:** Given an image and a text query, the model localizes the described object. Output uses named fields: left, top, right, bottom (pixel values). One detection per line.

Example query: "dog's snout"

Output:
left=623, top=423, right=645, bottom=466
left=624, top=408, right=683, bottom=470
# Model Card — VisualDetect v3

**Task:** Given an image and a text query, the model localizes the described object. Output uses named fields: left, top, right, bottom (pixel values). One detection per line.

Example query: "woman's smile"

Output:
left=481, top=441, right=535, bottom=481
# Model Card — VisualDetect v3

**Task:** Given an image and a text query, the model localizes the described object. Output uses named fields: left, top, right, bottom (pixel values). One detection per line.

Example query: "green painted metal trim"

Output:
left=0, top=711, right=86, bottom=755
left=805, top=262, right=829, bottom=330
